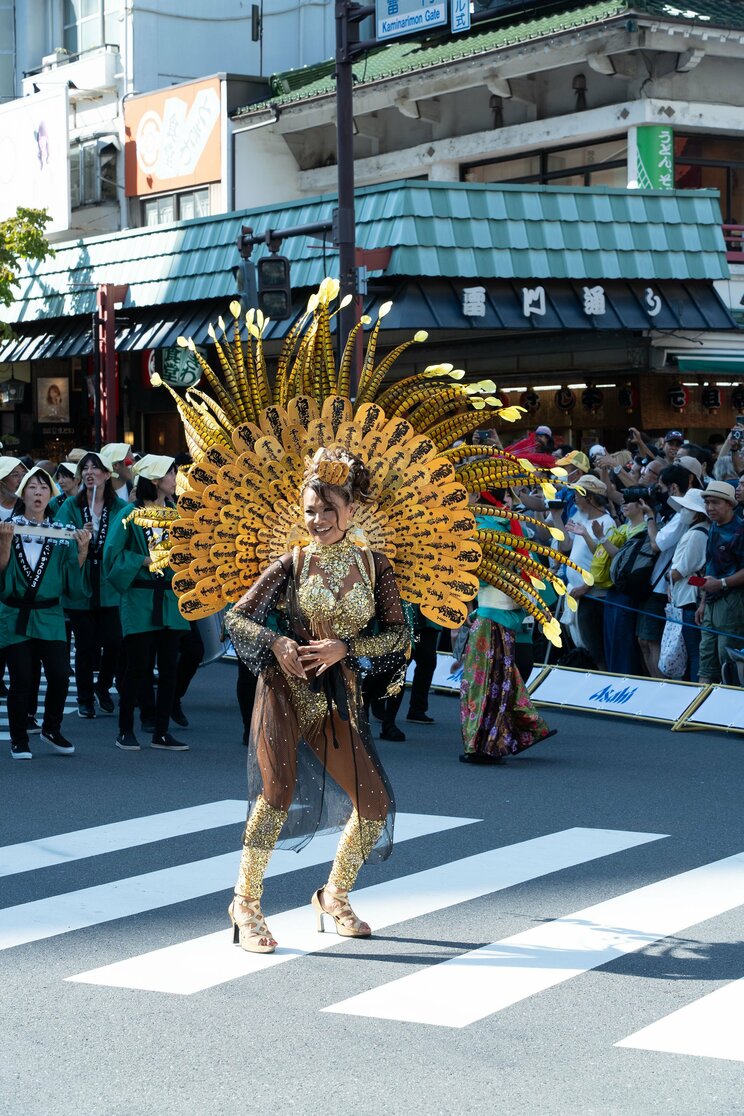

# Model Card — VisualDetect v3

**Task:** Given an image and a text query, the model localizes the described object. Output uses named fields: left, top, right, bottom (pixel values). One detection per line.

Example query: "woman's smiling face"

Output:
left=302, top=487, right=355, bottom=545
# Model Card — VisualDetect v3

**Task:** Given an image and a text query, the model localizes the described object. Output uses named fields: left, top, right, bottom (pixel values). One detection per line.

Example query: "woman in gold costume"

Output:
left=224, top=447, right=409, bottom=954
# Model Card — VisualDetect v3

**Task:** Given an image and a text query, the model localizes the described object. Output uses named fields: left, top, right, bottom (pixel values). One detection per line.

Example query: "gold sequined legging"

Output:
left=237, top=707, right=389, bottom=899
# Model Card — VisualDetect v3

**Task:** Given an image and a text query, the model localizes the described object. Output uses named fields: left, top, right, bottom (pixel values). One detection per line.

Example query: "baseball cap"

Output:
left=702, top=480, right=737, bottom=505
left=678, top=455, right=703, bottom=481
left=535, top=425, right=552, bottom=437
left=556, top=450, right=590, bottom=473
left=664, top=430, right=684, bottom=443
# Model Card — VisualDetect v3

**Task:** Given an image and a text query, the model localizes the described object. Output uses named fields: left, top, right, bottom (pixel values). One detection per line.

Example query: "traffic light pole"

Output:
left=335, top=2, right=375, bottom=382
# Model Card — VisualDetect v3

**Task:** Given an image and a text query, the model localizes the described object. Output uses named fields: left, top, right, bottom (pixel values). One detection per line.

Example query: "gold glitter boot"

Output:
left=229, top=795, right=287, bottom=953
left=311, top=811, right=384, bottom=938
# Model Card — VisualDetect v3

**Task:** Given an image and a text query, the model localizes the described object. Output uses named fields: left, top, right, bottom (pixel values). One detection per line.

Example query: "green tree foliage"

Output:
left=0, top=207, right=53, bottom=340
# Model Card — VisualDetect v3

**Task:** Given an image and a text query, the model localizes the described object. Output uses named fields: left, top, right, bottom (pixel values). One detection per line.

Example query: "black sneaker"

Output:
left=40, top=728, right=75, bottom=755
left=94, top=687, right=115, bottom=714
left=115, top=732, right=141, bottom=751
left=10, top=740, right=32, bottom=760
left=407, top=712, right=435, bottom=724
left=171, top=700, right=189, bottom=728
left=78, top=704, right=96, bottom=719
left=26, top=716, right=42, bottom=735
left=380, top=725, right=406, bottom=742
left=151, top=733, right=189, bottom=751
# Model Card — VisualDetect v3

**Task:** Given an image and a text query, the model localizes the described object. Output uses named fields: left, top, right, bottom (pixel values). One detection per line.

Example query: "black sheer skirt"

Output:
left=226, top=549, right=409, bottom=863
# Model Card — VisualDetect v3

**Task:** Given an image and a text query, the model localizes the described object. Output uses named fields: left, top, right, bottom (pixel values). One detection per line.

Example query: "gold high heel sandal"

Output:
left=311, top=884, right=371, bottom=938
left=228, top=895, right=277, bottom=953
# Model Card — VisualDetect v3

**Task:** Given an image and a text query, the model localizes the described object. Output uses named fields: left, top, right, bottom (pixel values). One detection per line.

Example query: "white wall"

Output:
left=261, top=0, right=338, bottom=76
left=234, top=124, right=302, bottom=209
left=131, top=2, right=261, bottom=92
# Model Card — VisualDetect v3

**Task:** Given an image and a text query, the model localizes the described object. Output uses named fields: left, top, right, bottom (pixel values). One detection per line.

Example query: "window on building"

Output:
left=464, top=138, right=628, bottom=188
left=142, top=189, right=210, bottom=226
left=675, top=134, right=744, bottom=225
left=63, top=0, right=123, bottom=55
left=70, top=140, right=118, bottom=208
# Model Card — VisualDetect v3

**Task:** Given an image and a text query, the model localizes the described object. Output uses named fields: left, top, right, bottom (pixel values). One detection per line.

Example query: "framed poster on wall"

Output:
left=36, top=376, right=70, bottom=423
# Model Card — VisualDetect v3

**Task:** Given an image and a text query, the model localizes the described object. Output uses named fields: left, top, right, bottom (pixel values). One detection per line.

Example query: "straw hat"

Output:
left=576, top=474, right=607, bottom=497
left=702, top=480, right=737, bottom=505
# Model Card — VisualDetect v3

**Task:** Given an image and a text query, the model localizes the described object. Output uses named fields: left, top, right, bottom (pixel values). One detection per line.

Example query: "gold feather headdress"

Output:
left=143, top=277, right=591, bottom=642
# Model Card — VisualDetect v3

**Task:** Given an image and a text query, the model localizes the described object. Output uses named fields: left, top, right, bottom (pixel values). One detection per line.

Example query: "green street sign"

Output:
left=636, top=125, right=674, bottom=190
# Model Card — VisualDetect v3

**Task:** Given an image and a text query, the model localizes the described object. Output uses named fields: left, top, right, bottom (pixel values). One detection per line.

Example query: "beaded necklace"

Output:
left=304, top=535, right=359, bottom=595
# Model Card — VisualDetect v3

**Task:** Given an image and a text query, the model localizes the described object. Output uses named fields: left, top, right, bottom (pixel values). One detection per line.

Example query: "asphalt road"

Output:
left=2, top=660, right=744, bottom=1116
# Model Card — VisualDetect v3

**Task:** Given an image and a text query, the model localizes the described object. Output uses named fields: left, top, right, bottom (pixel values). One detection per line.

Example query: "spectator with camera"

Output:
left=636, top=461, right=705, bottom=676
left=713, top=422, right=744, bottom=485
left=696, top=481, right=744, bottom=683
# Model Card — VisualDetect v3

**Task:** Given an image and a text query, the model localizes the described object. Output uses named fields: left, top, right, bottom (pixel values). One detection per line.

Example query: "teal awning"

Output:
left=1, top=181, right=730, bottom=334
left=677, top=355, right=744, bottom=374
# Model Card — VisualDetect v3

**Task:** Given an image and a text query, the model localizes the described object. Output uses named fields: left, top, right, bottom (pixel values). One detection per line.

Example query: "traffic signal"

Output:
left=257, top=254, right=292, bottom=320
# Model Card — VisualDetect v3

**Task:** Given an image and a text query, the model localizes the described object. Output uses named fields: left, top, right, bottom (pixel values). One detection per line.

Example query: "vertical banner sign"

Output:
left=376, top=0, right=447, bottom=41
left=636, top=125, right=674, bottom=190
left=451, top=0, right=471, bottom=33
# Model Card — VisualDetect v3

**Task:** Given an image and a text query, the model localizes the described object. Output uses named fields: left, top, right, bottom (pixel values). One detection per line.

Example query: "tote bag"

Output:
left=658, top=603, right=687, bottom=679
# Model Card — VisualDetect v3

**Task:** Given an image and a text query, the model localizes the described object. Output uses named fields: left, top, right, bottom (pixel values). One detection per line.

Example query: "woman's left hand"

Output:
left=298, top=638, right=347, bottom=675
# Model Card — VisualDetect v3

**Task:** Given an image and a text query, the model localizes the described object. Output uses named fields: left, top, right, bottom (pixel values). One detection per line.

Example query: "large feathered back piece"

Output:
left=149, top=278, right=592, bottom=640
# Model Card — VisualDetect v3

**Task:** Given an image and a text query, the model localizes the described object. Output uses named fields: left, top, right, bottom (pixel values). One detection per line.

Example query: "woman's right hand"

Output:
left=272, top=635, right=307, bottom=679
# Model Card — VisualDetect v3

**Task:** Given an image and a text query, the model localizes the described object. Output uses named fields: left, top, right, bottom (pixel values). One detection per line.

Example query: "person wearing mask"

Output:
left=696, top=481, right=744, bottom=684
left=666, top=489, right=711, bottom=682
left=635, top=462, right=700, bottom=677
left=103, top=455, right=189, bottom=751
left=0, top=468, right=89, bottom=760
left=553, top=475, right=615, bottom=669
left=102, top=443, right=135, bottom=501
left=55, top=450, right=128, bottom=717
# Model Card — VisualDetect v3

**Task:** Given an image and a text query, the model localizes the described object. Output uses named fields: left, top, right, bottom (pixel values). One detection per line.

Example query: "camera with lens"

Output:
left=623, top=484, right=666, bottom=510
left=732, top=427, right=744, bottom=444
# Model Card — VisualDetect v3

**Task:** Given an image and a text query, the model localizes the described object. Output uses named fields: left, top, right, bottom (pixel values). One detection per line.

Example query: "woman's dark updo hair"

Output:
left=75, top=453, right=117, bottom=509
left=134, top=464, right=177, bottom=507
left=301, top=447, right=373, bottom=509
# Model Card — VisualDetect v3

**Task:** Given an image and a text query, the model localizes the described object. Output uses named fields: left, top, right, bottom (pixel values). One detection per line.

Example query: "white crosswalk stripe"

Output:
left=67, top=827, right=660, bottom=995
left=0, top=811, right=475, bottom=953
left=616, top=976, right=744, bottom=1062
left=0, top=800, right=247, bottom=878
left=4, top=802, right=743, bottom=1063
left=323, top=851, right=744, bottom=1028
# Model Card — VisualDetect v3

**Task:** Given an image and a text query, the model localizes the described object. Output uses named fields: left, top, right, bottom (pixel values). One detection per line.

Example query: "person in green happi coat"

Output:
left=103, top=454, right=189, bottom=753
left=47, top=461, right=80, bottom=517
left=55, top=450, right=128, bottom=718
left=0, top=468, right=90, bottom=760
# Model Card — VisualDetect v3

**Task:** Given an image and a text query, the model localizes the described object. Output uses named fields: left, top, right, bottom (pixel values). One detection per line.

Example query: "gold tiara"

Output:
left=309, top=456, right=351, bottom=487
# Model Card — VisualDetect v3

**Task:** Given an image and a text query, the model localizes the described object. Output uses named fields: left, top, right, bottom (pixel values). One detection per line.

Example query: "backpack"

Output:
left=609, top=529, right=656, bottom=599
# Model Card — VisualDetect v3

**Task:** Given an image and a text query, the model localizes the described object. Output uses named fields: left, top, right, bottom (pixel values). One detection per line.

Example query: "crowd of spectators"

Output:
left=497, top=421, right=744, bottom=684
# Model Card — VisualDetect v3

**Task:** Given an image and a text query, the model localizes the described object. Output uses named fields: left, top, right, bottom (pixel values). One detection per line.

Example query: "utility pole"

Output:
left=335, top=2, right=375, bottom=378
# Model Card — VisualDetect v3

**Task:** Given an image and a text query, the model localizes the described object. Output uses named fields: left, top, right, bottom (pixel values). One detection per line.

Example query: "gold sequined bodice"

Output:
left=297, top=539, right=375, bottom=640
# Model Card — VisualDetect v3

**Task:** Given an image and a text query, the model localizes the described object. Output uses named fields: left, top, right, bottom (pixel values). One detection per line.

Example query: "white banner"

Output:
left=683, top=685, right=744, bottom=731
left=0, top=89, right=70, bottom=232
left=530, top=666, right=703, bottom=723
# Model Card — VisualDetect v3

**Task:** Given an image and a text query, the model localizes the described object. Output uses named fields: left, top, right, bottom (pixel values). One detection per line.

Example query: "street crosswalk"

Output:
left=2, top=805, right=744, bottom=1064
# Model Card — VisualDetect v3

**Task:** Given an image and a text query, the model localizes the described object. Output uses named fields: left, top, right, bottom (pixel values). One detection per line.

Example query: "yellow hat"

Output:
left=132, top=454, right=175, bottom=482
left=16, top=466, right=60, bottom=498
left=0, top=456, right=26, bottom=482
left=556, top=450, right=591, bottom=473
left=75, top=450, right=119, bottom=479
left=102, top=442, right=132, bottom=465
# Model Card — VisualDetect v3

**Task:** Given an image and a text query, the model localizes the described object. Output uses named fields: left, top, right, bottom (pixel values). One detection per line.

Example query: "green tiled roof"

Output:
left=236, top=1, right=744, bottom=113
left=2, top=181, right=728, bottom=325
